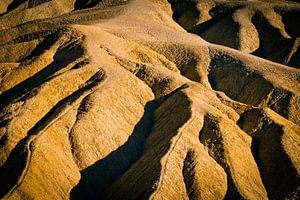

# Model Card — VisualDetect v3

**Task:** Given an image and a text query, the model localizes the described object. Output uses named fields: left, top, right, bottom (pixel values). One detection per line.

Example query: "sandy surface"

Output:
left=0, top=0, right=299, bottom=199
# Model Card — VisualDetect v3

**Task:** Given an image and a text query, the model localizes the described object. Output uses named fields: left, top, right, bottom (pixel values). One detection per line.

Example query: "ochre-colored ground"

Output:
left=0, top=0, right=299, bottom=199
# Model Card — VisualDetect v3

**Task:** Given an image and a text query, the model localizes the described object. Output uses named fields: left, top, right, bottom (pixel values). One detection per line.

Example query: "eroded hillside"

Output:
left=0, top=0, right=299, bottom=199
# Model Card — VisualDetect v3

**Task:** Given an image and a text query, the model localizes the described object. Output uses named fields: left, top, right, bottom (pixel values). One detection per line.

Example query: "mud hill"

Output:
left=0, top=0, right=299, bottom=199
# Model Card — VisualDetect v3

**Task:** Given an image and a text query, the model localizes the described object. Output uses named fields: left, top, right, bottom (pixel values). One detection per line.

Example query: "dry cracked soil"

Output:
left=0, top=0, right=299, bottom=199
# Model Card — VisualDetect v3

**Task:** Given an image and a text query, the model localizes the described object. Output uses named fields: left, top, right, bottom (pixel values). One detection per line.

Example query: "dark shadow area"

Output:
left=70, top=100, right=158, bottom=200
left=74, top=0, right=103, bottom=10
left=0, top=0, right=50, bottom=17
left=5, top=0, right=26, bottom=14
left=0, top=70, right=104, bottom=199
left=168, top=0, right=240, bottom=49
left=99, top=88, right=192, bottom=200
left=182, top=151, right=197, bottom=200
left=192, top=19, right=216, bottom=34
left=19, top=32, right=59, bottom=62
left=193, top=5, right=238, bottom=35
left=279, top=8, right=300, bottom=38
left=238, top=109, right=300, bottom=199
left=28, top=0, right=51, bottom=8
left=251, top=12, right=295, bottom=65
left=215, top=65, right=292, bottom=122
left=23, top=70, right=104, bottom=137
left=0, top=39, right=84, bottom=109
left=199, top=115, right=243, bottom=200
left=168, top=0, right=239, bottom=35
left=208, top=54, right=274, bottom=107
left=250, top=138, right=263, bottom=187
left=252, top=127, right=300, bottom=200
left=0, top=29, right=58, bottom=47
left=194, top=5, right=240, bottom=50
left=168, top=0, right=200, bottom=31
left=288, top=45, right=300, bottom=68
left=156, top=83, right=189, bottom=104
left=200, top=14, right=240, bottom=50
left=0, top=137, right=29, bottom=199
left=0, top=133, right=8, bottom=148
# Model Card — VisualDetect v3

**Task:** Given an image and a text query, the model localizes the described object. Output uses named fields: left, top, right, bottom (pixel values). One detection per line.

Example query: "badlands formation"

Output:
left=0, top=0, right=299, bottom=199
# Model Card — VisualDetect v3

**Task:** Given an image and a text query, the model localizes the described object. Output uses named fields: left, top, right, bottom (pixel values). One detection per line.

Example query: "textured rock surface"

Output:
left=0, top=0, right=299, bottom=199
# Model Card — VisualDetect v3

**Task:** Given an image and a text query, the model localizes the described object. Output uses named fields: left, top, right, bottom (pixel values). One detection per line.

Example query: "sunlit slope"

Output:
left=0, top=0, right=299, bottom=199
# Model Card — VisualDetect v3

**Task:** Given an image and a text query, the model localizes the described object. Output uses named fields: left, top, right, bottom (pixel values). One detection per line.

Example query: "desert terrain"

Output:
left=0, top=0, right=299, bottom=199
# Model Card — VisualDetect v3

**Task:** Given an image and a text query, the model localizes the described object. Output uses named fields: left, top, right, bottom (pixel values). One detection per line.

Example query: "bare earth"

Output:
left=0, top=0, right=299, bottom=199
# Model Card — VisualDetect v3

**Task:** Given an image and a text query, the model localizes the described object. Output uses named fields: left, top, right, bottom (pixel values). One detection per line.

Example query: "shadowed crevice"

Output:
left=74, top=0, right=103, bottom=10
left=0, top=39, right=84, bottom=109
left=168, top=0, right=200, bottom=31
left=70, top=100, right=158, bottom=200
left=251, top=12, right=296, bottom=65
left=0, top=70, right=105, bottom=199
left=28, top=0, right=51, bottom=8
left=193, top=5, right=238, bottom=34
left=19, top=32, right=60, bottom=62
left=279, top=8, right=300, bottom=38
left=287, top=44, right=300, bottom=68
left=168, top=1, right=240, bottom=48
left=5, top=0, right=26, bottom=14
left=182, top=151, right=198, bottom=200
left=208, top=54, right=273, bottom=106
left=199, top=115, right=243, bottom=200
left=0, top=137, right=29, bottom=199
left=100, top=88, right=193, bottom=200
left=238, top=108, right=300, bottom=199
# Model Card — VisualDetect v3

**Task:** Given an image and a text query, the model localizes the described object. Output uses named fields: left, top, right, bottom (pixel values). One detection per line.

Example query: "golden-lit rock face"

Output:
left=0, top=0, right=299, bottom=199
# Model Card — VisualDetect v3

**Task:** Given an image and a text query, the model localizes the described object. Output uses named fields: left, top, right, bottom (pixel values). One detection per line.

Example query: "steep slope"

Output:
left=168, top=0, right=300, bottom=68
left=0, top=0, right=299, bottom=199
